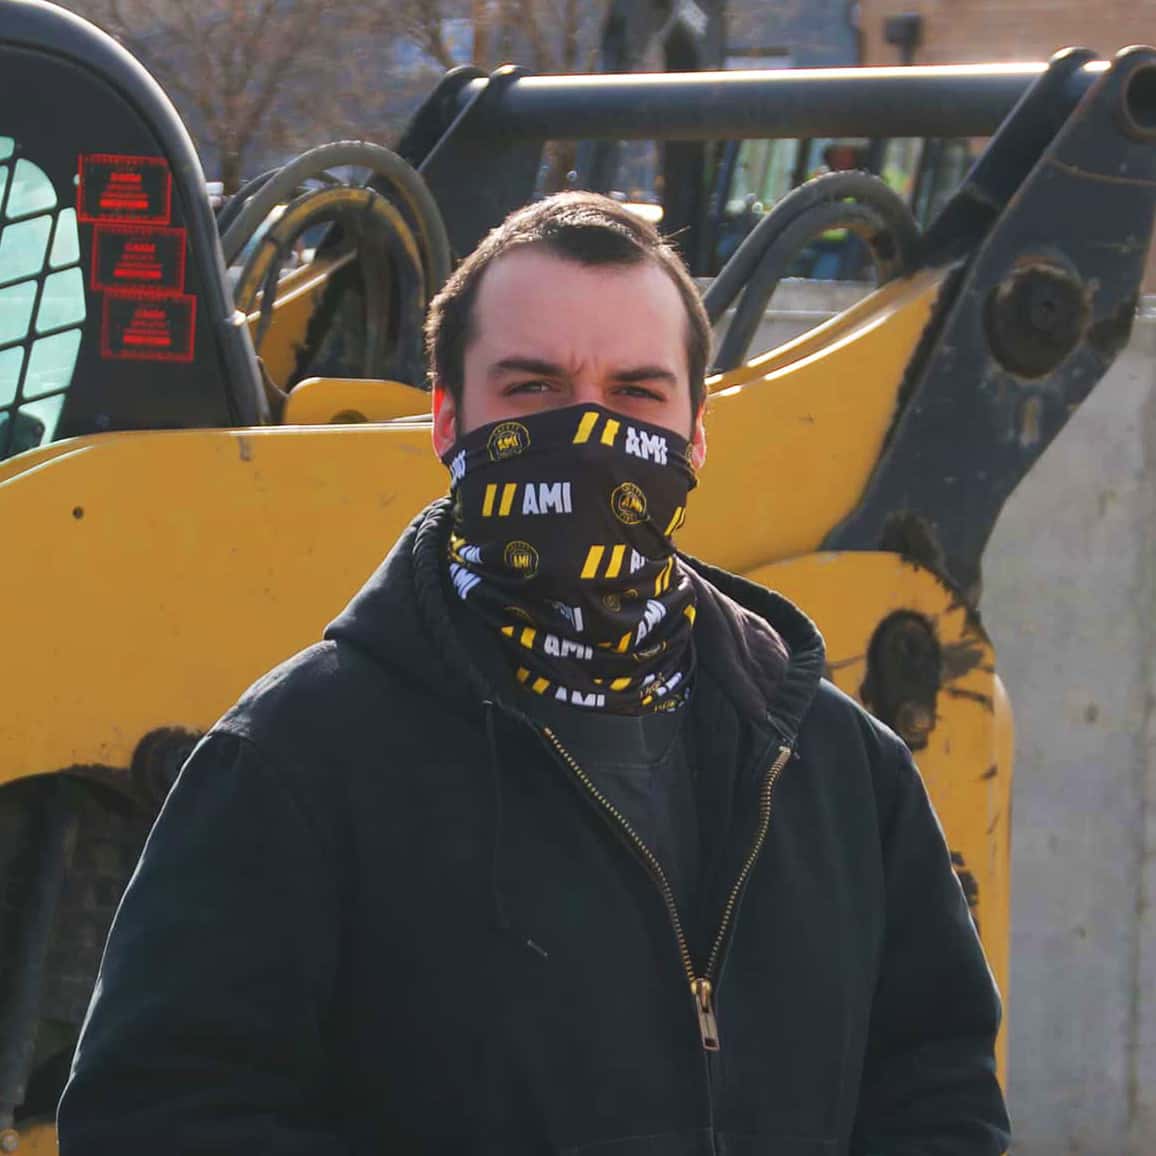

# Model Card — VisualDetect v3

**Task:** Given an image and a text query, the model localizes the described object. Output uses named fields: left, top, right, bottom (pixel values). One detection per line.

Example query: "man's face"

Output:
left=431, top=246, right=707, bottom=469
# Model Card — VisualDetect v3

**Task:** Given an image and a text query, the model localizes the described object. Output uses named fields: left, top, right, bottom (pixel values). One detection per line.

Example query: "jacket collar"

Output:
left=678, top=552, right=825, bottom=745
left=326, top=500, right=825, bottom=743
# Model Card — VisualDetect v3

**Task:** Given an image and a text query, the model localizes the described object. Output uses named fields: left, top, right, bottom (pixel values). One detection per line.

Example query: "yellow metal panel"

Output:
left=0, top=424, right=444, bottom=783
left=0, top=441, right=81, bottom=485
left=280, top=376, right=431, bottom=425
left=691, top=268, right=944, bottom=572
left=8, top=1121, right=56, bottom=1154
left=708, top=266, right=944, bottom=387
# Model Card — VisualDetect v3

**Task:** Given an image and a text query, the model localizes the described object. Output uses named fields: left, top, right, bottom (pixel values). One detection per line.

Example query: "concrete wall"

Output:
left=746, top=283, right=1156, bottom=1153
left=984, top=308, right=1156, bottom=1154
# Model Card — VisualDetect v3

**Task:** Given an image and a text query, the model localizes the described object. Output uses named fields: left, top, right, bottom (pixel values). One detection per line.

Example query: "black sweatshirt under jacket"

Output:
left=58, top=500, right=1010, bottom=1155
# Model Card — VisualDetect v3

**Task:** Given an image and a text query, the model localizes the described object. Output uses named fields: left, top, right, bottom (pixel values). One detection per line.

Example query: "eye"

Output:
left=616, top=384, right=664, bottom=401
left=506, top=379, right=553, bottom=395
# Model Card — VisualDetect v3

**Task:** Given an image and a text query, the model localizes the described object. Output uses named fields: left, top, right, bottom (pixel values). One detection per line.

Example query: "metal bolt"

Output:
left=895, top=701, right=935, bottom=748
left=985, top=261, right=1088, bottom=379
left=1026, top=280, right=1078, bottom=338
left=861, top=610, right=942, bottom=752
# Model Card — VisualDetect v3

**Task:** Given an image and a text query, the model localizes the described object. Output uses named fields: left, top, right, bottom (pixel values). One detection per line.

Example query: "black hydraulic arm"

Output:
left=823, top=47, right=1156, bottom=603
left=400, top=47, right=1156, bottom=609
left=401, top=60, right=1103, bottom=259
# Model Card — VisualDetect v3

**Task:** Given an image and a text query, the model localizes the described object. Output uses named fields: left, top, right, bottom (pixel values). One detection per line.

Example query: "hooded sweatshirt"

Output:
left=58, top=499, right=1010, bottom=1156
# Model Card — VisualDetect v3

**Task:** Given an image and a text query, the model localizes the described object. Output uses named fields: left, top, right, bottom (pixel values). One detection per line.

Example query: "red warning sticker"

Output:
left=101, top=292, right=196, bottom=362
left=78, top=154, right=172, bottom=225
left=92, top=225, right=187, bottom=293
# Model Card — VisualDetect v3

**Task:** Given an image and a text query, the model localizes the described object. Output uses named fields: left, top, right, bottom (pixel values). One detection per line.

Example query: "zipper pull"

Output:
left=691, top=978, right=720, bottom=1052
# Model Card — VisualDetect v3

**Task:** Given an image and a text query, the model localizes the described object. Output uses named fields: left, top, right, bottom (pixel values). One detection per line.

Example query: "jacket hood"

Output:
left=326, top=500, right=826, bottom=743
left=679, top=551, right=826, bottom=743
left=325, top=500, right=495, bottom=718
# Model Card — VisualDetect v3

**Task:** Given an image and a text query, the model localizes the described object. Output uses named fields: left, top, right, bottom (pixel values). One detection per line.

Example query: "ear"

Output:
left=689, top=405, right=707, bottom=471
left=431, top=381, right=458, bottom=459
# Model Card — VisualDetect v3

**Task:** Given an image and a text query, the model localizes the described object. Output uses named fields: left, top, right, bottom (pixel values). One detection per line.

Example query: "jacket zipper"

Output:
left=542, top=726, right=792, bottom=1053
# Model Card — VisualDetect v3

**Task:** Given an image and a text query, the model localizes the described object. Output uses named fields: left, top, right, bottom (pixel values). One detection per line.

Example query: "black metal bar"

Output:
left=417, top=66, right=545, bottom=259
left=451, top=62, right=1104, bottom=142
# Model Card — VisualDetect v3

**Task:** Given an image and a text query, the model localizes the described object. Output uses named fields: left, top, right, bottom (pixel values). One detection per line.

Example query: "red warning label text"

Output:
left=101, top=293, right=196, bottom=362
left=92, top=225, right=187, bottom=293
left=78, top=154, right=172, bottom=225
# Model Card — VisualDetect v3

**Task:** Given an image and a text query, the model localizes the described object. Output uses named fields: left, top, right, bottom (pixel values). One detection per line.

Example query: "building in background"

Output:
left=856, top=0, right=1156, bottom=285
left=726, top=0, right=857, bottom=68
left=858, top=0, right=1143, bottom=66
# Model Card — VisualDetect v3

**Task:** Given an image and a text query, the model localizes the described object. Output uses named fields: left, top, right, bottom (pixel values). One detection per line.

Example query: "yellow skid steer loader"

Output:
left=2, top=1, right=1156, bottom=1149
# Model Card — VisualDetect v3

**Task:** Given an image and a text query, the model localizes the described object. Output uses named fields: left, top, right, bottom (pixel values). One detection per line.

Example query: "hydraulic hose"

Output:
left=217, top=167, right=345, bottom=236
left=233, top=184, right=427, bottom=385
left=704, top=170, right=921, bottom=372
left=219, top=140, right=452, bottom=391
left=214, top=167, right=278, bottom=236
left=219, top=140, right=451, bottom=293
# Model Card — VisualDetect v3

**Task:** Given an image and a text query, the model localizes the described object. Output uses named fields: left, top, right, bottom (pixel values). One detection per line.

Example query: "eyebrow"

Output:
left=488, top=356, right=678, bottom=385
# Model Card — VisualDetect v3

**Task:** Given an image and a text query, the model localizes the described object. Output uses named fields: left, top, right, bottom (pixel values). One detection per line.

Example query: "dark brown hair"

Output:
left=424, top=192, right=711, bottom=417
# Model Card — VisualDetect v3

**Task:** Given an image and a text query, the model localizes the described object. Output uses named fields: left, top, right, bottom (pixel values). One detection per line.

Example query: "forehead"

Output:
left=468, top=245, right=688, bottom=368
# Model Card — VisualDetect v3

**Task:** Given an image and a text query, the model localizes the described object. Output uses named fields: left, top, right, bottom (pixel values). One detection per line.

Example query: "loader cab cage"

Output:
left=0, top=0, right=265, bottom=462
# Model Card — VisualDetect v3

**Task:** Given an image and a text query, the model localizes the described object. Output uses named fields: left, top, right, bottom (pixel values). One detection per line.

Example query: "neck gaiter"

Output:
left=441, top=403, right=698, bottom=715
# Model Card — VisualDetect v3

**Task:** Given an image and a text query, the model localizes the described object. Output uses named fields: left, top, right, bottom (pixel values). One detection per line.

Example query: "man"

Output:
left=59, top=193, right=1010, bottom=1154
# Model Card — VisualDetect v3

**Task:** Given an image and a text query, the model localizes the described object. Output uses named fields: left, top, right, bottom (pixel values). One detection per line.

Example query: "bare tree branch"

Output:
left=406, top=0, right=457, bottom=71
left=471, top=0, right=492, bottom=69
left=60, top=0, right=611, bottom=191
left=516, top=0, right=555, bottom=72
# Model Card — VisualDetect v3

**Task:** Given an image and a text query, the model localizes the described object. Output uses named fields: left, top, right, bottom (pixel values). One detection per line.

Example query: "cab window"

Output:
left=0, top=139, right=86, bottom=459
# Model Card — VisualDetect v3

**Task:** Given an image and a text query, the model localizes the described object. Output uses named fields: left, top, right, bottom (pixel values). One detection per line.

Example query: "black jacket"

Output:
left=59, top=500, right=1010, bottom=1155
